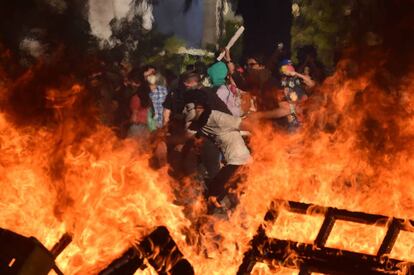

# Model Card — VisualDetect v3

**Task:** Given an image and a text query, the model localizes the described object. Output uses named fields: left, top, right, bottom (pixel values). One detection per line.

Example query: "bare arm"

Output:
left=163, top=108, right=171, bottom=126
left=224, top=48, right=236, bottom=75
left=294, top=72, right=316, bottom=88
left=259, top=102, right=292, bottom=119
left=240, top=102, right=291, bottom=130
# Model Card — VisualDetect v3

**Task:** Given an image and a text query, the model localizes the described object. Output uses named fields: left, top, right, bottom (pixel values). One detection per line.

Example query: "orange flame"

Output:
left=0, top=54, right=414, bottom=274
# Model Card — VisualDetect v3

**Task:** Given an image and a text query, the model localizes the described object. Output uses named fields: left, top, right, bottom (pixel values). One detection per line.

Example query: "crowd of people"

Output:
left=93, top=45, right=325, bottom=214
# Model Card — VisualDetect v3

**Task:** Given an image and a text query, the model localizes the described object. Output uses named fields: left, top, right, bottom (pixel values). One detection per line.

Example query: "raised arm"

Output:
left=294, top=72, right=316, bottom=88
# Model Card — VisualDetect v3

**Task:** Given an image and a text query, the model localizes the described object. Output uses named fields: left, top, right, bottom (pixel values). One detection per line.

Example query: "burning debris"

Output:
left=100, top=226, right=194, bottom=275
left=239, top=201, right=414, bottom=275
left=0, top=228, right=71, bottom=275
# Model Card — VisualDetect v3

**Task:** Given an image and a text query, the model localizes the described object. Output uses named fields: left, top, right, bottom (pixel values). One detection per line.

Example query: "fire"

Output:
left=237, top=58, right=414, bottom=269
left=0, top=109, right=191, bottom=273
left=0, top=52, right=414, bottom=275
left=325, top=221, right=386, bottom=255
left=391, top=228, right=414, bottom=262
left=0, top=65, right=191, bottom=273
left=267, top=210, right=324, bottom=244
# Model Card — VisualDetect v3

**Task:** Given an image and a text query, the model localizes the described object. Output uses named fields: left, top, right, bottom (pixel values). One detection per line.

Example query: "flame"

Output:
left=0, top=110, right=190, bottom=273
left=391, top=228, right=414, bottom=262
left=0, top=51, right=414, bottom=275
left=325, top=221, right=386, bottom=255
left=251, top=263, right=298, bottom=275
left=237, top=57, right=414, bottom=269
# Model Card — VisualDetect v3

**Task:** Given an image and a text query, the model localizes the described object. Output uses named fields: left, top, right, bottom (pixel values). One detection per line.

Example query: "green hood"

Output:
left=207, top=61, right=228, bottom=87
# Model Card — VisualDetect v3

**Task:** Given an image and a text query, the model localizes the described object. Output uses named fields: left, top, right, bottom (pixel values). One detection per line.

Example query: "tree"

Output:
left=183, top=0, right=292, bottom=59
left=202, top=0, right=219, bottom=48
left=236, top=0, right=293, bottom=58
left=0, top=0, right=100, bottom=124
left=290, top=0, right=408, bottom=69
left=0, top=0, right=97, bottom=76
left=291, top=0, right=353, bottom=68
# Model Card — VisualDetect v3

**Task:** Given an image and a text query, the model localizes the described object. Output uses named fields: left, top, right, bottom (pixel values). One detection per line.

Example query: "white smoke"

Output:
left=88, top=0, right=154, bottom=42
left=129, top=0, right=154, bottom=31
left=20, top=38, right=46, bottom=58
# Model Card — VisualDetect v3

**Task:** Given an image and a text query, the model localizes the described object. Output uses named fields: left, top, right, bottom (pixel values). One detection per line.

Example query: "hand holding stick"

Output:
left=217, top=26, right=245, bottom=61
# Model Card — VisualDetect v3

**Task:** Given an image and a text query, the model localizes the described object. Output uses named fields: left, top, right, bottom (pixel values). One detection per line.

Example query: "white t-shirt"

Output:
left=216, top=85, right=242, bottom=117
left=201, top=110, right=251, bottom=165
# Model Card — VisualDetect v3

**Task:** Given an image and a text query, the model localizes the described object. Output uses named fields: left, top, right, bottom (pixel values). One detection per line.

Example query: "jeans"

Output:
left=207, top=164, right=240, bottom=200
left=200, top=138, right=221, bottom=179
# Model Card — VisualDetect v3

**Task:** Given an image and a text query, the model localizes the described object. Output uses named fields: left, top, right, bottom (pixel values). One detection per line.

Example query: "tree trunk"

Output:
left=202, top=0, right=219, bottom=48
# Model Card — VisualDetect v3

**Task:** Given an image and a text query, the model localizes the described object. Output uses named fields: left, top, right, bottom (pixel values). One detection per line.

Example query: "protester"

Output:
left=112, top=67, right=135, bottom=138
left=277, top=59, right=315, bottom=131
left=208, top=59, right=243, bottom=117
left=127, top=68, right=155, bottom=139
left=281, top=59, right=314, bottom=91
left=163, top=71, right=232, bottom=181
left=216, top=79, right=243, bottom=117
left=207, top=61, right=228, bottom=88
left=162, top=72, right=198, bottom=175
left=243, top=54, right=279, bottom=111
left=215, top=48, right=255, bottom=117
left=92, top=39, right=325, bottom=214
left=142, top=65, right=169, bottom=129
left=163, top=71, right=202, bottom=127
left=182, top=90, right=253, bottom=210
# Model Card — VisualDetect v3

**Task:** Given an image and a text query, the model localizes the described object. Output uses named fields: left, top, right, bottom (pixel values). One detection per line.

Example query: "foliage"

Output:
left=107, top=13, right=214, bottom=75
left=217, top=20, right=244, bottom=63
left=291, top=0, right=353, bottom=68
left=144, top=36, right=187, bottom=74
left=108, top=14, right=168, bottom=66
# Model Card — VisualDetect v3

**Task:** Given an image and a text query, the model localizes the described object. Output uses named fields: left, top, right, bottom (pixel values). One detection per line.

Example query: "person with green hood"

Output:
left=207, top=61, right=228, bottom=87
left=208, top=61, right=244, bottom=117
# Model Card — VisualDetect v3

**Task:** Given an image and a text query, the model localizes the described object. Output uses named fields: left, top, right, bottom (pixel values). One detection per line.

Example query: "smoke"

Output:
left=19, top=38, right=46, bottom=59
left=88, top=0, right=131, bottom=40
left=89, top=0, right=154, bottom=41
left=134, top=0, right=154, bottom=31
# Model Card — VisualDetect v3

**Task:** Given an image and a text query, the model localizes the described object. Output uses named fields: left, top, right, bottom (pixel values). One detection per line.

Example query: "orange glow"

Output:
left=0, top=55, right=413, bottom=274
left=325, top=221, right=386, bottom=255
left=267, top=210, right=324, bottom=244
left=251, top=263, right=298, bottom=275
left=390, top=230, right=414, bottom=262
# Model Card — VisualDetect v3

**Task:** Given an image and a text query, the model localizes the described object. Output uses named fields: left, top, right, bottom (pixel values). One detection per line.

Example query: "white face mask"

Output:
left=146, top=75, right=157, bottom=85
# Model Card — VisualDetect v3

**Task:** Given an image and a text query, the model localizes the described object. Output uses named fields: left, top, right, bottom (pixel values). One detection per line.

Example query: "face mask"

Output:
left=146, top=75, right=158, bottom=85
left=280, top=65, right=295, bottom=75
